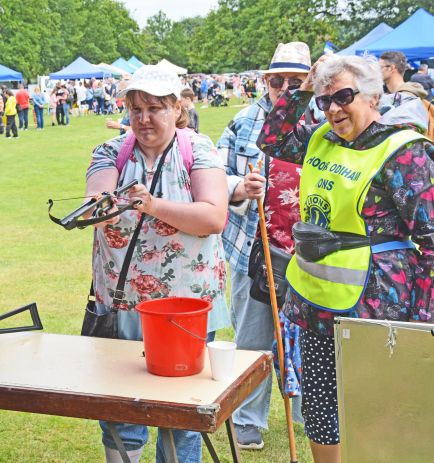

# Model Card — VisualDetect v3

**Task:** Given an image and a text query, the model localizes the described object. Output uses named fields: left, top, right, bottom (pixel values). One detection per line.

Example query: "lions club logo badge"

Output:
left=304, top=194, right=331, bottom=228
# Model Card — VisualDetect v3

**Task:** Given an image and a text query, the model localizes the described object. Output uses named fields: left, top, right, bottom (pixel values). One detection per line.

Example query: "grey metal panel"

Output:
left=335, top=318, right=434, bottom=463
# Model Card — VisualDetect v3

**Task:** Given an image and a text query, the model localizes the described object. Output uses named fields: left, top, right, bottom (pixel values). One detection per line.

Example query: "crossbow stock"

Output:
left=48, top=180, right=141, bottom=230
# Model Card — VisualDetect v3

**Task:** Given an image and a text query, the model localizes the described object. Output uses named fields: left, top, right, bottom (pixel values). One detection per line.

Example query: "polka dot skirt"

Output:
left=299, top=329, right=340, bottom=445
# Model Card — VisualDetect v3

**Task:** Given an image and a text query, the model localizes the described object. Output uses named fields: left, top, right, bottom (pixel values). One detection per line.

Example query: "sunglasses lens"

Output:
left=287, top=79, right=302, bottom=90
left=315, top=96, right=331, bottom=111
left=315, top=88, right=356, bottom=111
left=334, top=88, right=355, bottom=105
left=269, top=77, right=284, bottom=89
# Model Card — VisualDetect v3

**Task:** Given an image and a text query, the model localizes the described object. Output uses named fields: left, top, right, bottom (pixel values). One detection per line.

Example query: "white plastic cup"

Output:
left=207, top=341, right=237, bottom=381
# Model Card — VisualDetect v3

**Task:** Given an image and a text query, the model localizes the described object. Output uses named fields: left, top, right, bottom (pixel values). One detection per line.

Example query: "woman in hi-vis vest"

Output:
left=257, top=55, right=434, bottom=463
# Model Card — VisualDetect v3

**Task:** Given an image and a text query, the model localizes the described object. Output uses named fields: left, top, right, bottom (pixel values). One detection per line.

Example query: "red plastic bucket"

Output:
left=136, top=297, right=212, bottom=377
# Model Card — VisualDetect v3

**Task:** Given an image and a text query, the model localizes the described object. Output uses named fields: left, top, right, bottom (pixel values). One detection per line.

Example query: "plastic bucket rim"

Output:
left=136, top=297, right=212, bottom=317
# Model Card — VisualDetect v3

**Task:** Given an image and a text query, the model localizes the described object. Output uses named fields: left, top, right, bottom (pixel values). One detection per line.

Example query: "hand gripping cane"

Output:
left=249, top=162, right=298, bottom=463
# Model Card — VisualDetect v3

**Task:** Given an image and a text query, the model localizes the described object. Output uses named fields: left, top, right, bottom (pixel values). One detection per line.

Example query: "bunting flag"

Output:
left=324, top=41, right=339, bottom=54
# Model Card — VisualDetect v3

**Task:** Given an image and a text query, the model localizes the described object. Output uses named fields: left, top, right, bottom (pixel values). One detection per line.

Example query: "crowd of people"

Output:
left=3, top=43, right=433, bottom=463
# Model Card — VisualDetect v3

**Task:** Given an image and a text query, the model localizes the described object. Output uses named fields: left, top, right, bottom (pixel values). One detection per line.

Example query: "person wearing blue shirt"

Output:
left=32, top=86, right=45, bottom=129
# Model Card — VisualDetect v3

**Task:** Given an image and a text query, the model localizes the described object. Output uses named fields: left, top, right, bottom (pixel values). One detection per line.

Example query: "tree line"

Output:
left=0, top=0, right=432, bottom=80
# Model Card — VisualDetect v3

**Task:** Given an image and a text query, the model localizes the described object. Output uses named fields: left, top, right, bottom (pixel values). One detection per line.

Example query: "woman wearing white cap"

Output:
left=86, top=64, right=230, bottom=463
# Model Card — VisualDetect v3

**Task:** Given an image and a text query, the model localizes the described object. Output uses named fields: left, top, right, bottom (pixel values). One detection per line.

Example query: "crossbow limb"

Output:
left=48, top=180, right=141, bottom=230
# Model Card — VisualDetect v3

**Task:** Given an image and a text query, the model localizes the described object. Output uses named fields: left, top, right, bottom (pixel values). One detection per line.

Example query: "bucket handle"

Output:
left=169, top=318, right=207, bottom=342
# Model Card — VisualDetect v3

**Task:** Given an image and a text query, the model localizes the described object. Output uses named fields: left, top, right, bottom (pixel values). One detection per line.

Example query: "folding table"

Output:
left=0, top=332, right=272, bottom=462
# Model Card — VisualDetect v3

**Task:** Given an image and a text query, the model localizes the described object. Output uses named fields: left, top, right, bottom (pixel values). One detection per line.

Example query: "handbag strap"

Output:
left=110, top=137, right=175, bottom=310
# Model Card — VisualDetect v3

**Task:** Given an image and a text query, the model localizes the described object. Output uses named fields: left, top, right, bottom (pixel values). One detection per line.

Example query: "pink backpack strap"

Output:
left=115, top=132, right=137, bottom=173
left=115, top=129, right=194, bottom=175
left=176, top=128, right=194, bottom=175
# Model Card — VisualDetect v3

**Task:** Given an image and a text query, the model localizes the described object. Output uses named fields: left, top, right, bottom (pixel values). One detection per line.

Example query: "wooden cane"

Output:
left=249, top=162, right=298, bottom=463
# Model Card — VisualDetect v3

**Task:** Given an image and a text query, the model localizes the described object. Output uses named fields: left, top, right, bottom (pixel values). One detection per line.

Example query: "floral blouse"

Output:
left=87, top=131, right=230, bottom=335
left=257, top=90, right=434, bottom=336
left=264, top=159, right=301, bottom=252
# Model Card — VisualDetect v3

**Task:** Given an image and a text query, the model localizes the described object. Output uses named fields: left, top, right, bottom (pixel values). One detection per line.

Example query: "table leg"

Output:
left=106, top=422, right=132, bottom=463
left=201, top=432, right=220, bottom=463
left=225, top=417, right=241, bottom=463
left=159, top=428, right=179, bottom=463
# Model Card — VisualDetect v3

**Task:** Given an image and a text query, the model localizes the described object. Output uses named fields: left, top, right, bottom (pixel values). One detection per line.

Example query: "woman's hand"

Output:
left=128, top=184, right=154, bottom=215
left=299, top=54, right=332, bottom=92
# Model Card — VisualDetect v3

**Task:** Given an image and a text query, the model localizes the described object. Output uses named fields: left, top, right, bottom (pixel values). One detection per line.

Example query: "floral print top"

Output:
left=257, top=90, right=434, bottom=336
left=264, top=159, right=301, bottom=252
left=87, top=131, right=230, bottom=334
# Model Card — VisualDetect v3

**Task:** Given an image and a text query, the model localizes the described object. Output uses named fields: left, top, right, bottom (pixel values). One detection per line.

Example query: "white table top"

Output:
left=0, top=332, right=265, bottom=406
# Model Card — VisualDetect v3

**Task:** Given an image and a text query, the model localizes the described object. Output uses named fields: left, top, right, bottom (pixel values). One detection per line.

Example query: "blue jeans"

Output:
left=63, top=103, right=70, bottom=125
left=100, top=422, right=202, bottom=462
left=34, top=106, right=44, bottom=128
left=98, top=307, right=202, bottom=462
left=18, top=107, right=28, bottom=129
left=229, top=269, right=274, bottom=429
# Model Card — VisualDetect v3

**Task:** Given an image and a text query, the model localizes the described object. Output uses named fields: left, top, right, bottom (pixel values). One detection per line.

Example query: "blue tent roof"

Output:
left=356, top=8, right=434, bottom=60
left=337, top=23, right=393, bottom=56
left=49, top=57, right=107, bottom=80
left=0, top=63, right=23, bottom=82
left=111, top=58, right=136, bottom=74
left=128, top=56, right=145, bottom=70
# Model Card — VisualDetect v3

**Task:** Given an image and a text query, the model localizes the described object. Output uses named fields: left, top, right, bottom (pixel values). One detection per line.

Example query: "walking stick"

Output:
left=249, top=162, right=298, bottom=463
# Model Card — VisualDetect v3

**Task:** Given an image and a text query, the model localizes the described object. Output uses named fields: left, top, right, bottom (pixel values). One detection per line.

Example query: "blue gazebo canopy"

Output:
left=0, top=63, right=23, bottom=82
left=357, top=8, right=434, bottom=60
left=337, top=23, right=393, bottom=56
left=111, top=58, right=137, bottom=74
left=128, top=56, right=145, bottom=70
left=49, top=57, right=107, bottom=80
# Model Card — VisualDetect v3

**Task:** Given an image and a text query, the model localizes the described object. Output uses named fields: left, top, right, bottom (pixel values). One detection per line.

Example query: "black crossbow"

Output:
left=48, top=180, right=141, bottom=230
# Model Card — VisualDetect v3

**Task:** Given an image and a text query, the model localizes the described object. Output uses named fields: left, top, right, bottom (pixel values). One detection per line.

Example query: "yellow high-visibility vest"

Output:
left=286, top=122, right=425, bottom=312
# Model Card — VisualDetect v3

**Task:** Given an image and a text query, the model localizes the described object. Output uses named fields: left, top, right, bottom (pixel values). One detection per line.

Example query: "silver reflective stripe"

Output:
left=296, top=255, right=367, bottom=286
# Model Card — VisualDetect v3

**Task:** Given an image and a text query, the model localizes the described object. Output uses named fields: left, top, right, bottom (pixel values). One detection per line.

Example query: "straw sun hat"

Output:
left=262, top=42, right=311, bottom=74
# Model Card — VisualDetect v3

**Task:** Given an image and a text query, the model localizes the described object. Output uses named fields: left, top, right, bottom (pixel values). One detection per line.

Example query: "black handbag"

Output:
left=247, top=155, right=291, bottom=307
left=248, top=239, right=291, bottom=307
left=81, top=284, right=118, bottom=338
left=81, top=141, right=172, bottom=339
left=80, top=214, right=145, bottom=339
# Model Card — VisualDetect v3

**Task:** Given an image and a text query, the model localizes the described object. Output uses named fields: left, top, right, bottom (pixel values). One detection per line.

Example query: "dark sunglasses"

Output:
left=315, top=88, right=360, bottom=111
left=269, top=76, right=303, bottom=90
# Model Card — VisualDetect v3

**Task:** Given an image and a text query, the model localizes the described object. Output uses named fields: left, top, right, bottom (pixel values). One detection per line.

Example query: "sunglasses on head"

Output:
left=269, top=76, right=303, bottom=90
left=315, top=88, right=360, bottom=111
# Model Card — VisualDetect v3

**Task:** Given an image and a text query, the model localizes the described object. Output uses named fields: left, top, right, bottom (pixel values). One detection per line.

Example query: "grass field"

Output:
left=0, top=103, right=313, bottom=463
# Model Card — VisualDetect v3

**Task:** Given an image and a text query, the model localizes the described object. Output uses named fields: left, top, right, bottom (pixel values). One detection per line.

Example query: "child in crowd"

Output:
left=4, top=89, right=18, bottom=138
left=180, top=88, right=199, bottom=132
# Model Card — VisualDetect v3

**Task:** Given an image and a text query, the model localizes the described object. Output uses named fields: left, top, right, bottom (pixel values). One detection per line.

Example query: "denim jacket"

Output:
left=217, top=94, right=272, bottom=274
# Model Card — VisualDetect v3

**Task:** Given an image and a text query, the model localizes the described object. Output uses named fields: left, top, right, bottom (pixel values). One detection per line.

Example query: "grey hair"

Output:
left=313, top=55, right=384, bottom=104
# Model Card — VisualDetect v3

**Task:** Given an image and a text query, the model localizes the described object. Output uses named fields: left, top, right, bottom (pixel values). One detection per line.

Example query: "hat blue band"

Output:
left=269, top=62, right=310, bottom=70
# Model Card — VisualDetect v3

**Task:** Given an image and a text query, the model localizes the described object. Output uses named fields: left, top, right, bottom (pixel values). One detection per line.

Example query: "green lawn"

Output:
left=0, top=104, right=312, bottom=463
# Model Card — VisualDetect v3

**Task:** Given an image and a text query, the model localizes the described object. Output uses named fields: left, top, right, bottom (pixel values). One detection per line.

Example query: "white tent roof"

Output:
left=158, top=59, right=187, bottom=75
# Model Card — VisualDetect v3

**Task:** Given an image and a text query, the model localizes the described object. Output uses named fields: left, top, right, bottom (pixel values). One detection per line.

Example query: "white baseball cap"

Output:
left=117, top=64, right=183, bottom=99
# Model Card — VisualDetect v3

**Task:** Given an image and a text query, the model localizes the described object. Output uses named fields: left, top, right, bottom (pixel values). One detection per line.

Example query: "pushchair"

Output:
left=210, top=93, right=229, bottom=107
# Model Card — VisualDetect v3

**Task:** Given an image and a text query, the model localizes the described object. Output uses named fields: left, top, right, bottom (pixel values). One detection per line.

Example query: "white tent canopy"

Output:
left=158, top=59, right=187, bottom=75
